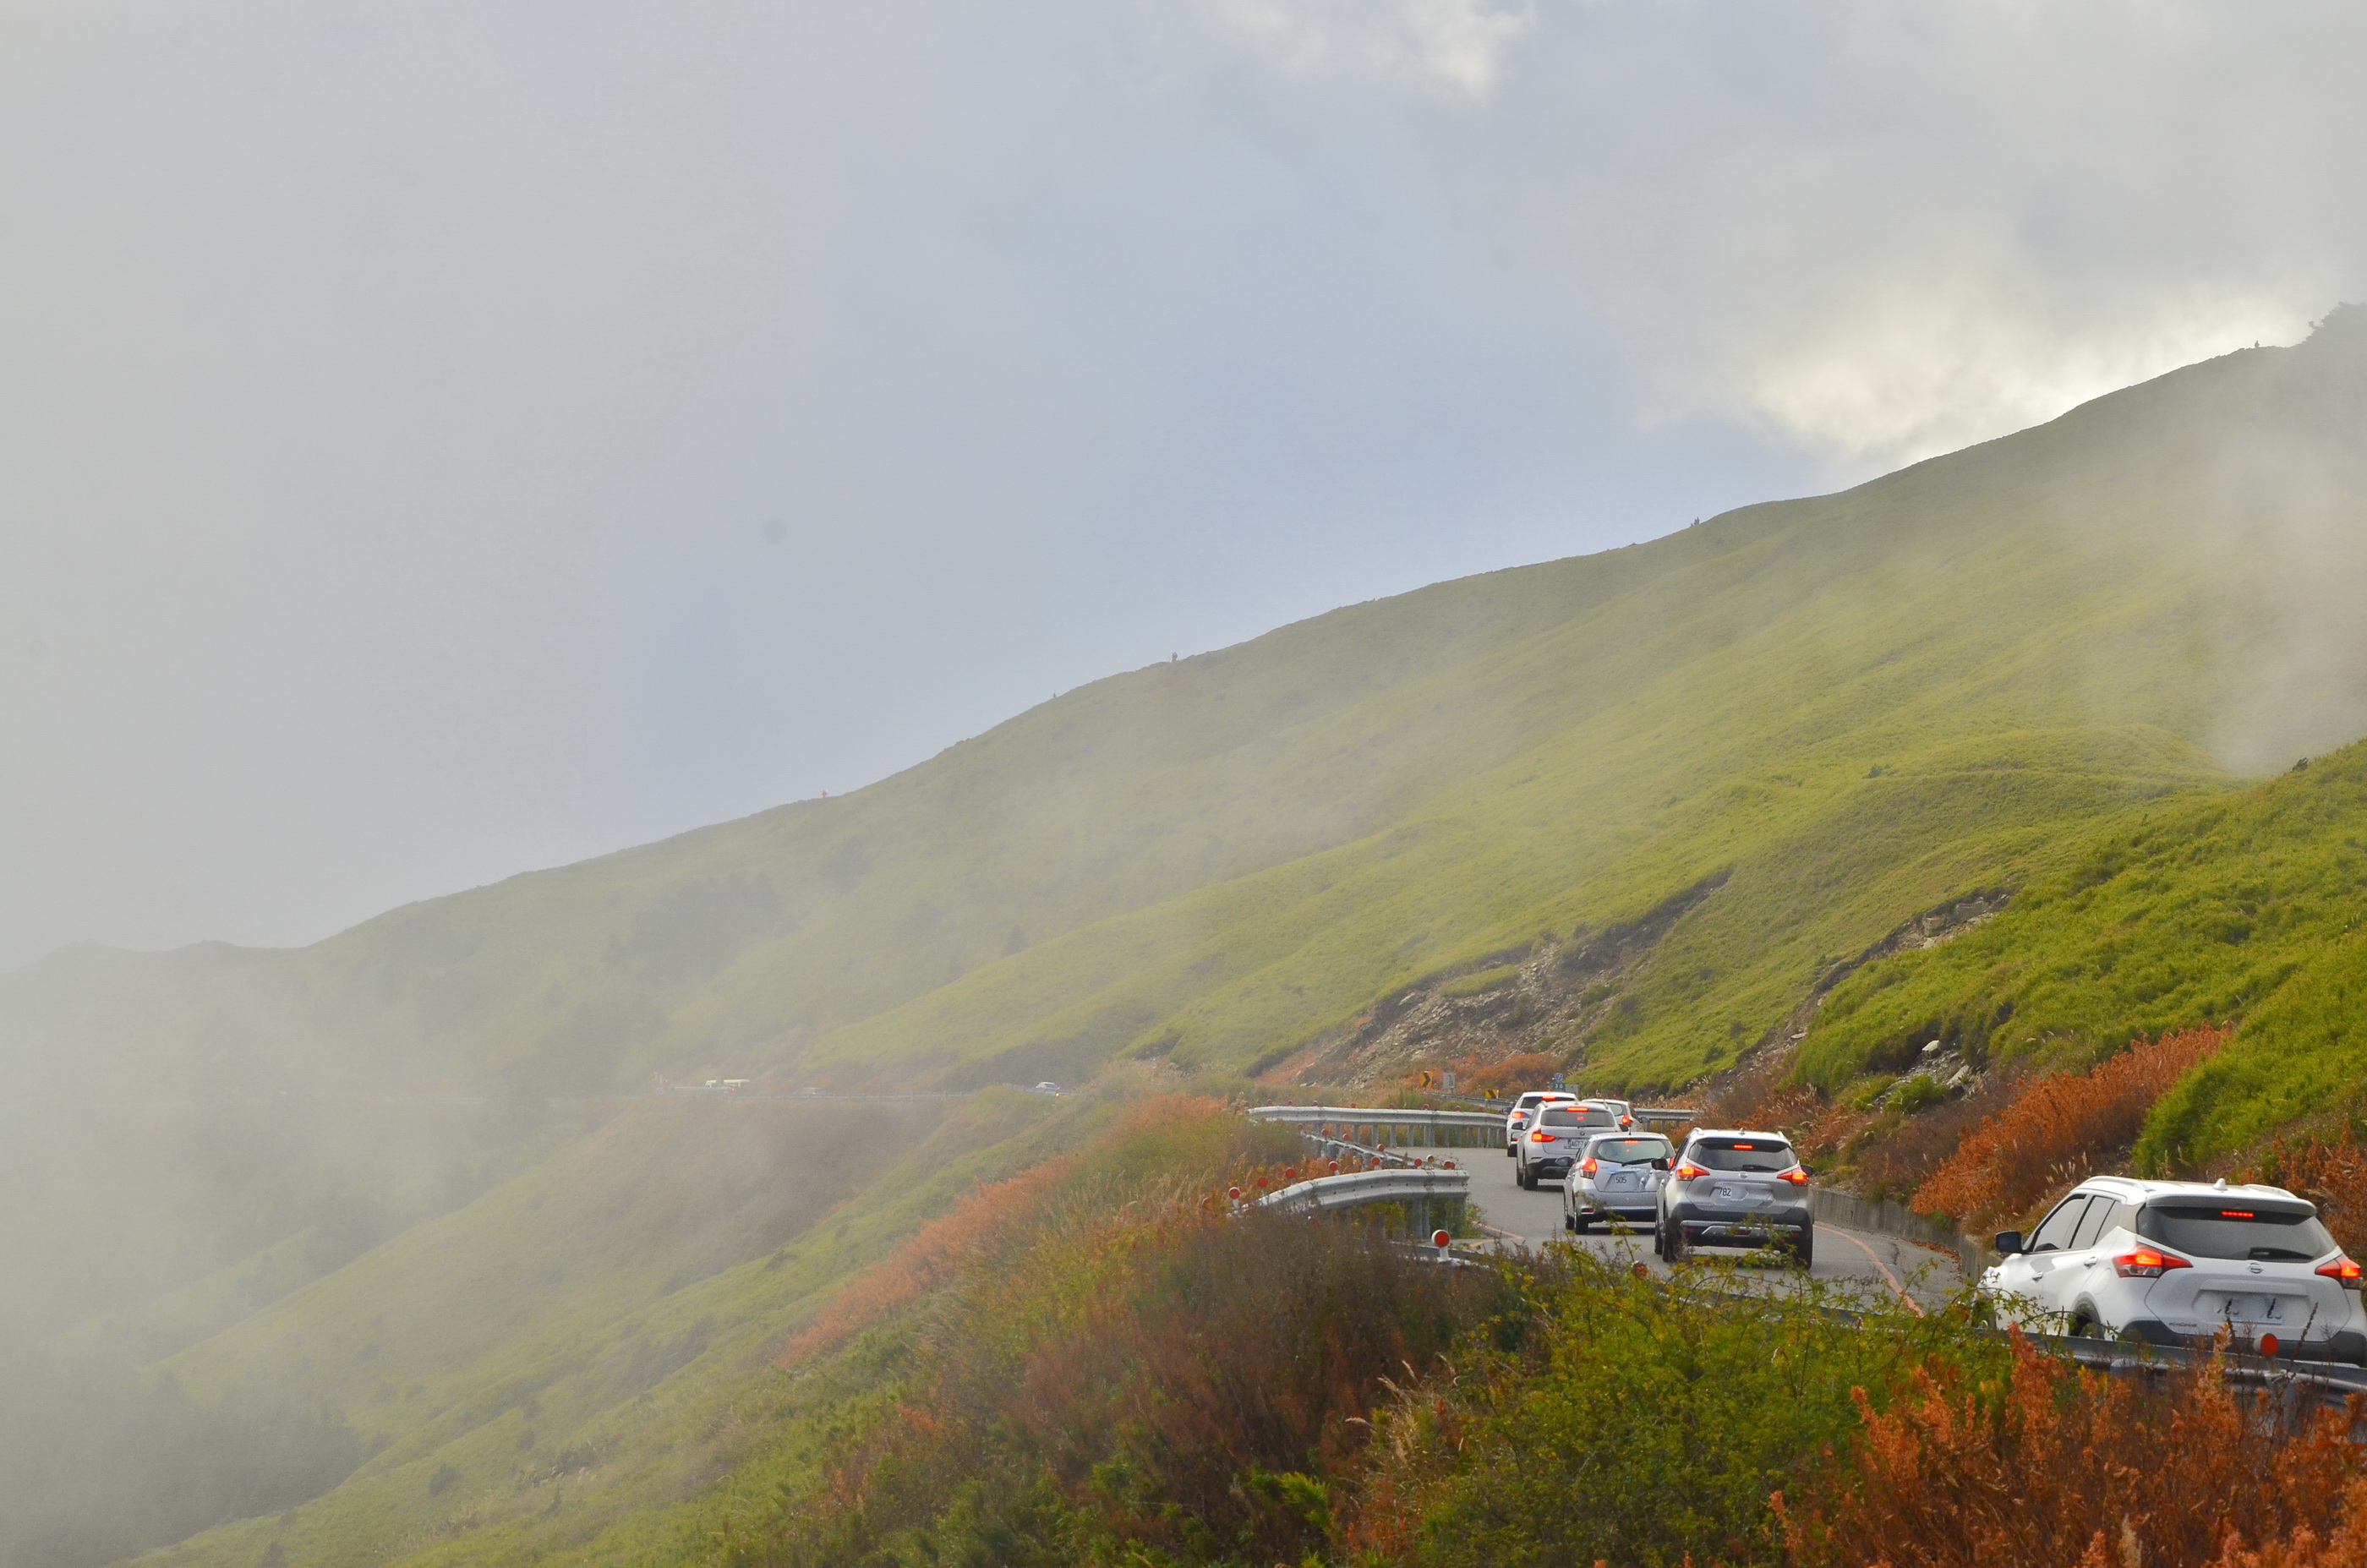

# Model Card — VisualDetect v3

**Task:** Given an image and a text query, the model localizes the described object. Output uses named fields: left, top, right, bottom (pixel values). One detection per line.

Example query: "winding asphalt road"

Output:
left=1468, top=1147, right=1963, bottom=1308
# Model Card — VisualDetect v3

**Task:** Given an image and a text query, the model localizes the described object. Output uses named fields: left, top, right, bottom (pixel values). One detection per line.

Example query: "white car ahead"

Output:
left=1982, top=1177, right=2367, bottom=1364
left=1503, top=1090, right=1578, bottom=1156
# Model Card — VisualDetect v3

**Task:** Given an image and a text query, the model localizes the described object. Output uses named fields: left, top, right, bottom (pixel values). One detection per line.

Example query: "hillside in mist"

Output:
left=8, top=309, right=2366, bottom=1108
left=5, top=313, right=2367, bottom=1568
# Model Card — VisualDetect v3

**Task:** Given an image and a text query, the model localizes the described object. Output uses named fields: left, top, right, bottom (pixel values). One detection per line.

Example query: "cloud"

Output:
left=1214, top=0, right=1537, bottom=96
left=0, top=0, right=2363, bottom=968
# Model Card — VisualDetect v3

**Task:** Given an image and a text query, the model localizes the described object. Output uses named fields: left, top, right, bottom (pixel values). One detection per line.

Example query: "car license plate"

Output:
left=1712, top=1184, right=1752, bottom=1203
left=2209, top=1295, right=2299, bottom=1323
left=1605, top=1172, right=1638, bottom=1191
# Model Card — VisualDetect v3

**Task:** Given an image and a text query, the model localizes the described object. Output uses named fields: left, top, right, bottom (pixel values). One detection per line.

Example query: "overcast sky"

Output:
left=2, top=0, right=2361, bottom=970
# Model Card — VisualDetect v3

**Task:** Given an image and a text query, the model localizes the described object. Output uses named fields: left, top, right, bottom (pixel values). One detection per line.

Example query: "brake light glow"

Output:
left=2112, top=1248, right=2193, bottom=1278
left=1777, top=1168, right=1809, bottom=1185
left=2220, top=1210, right=2256, bottom=1218
left=1529, top=1129, right=1551, bottom=1142
left=2317, top=1257, right=2364, bottom=1289
left=1579, top=1157, right=1598, bottom=1176
left=1674, top=1162, right=1707, bottom=1181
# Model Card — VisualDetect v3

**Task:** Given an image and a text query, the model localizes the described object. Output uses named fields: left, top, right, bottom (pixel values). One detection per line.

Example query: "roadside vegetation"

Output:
left=619, top=1100, right=2367, bottom=1568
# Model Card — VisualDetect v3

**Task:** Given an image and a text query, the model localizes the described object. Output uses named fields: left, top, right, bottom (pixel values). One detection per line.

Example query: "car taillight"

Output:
left=1674, top=1162, right=1707, bottom=1181
left=2112, top=1248, right=2193, bottom=1278
left=2317, top=1257, right=2364, bottom=1289
left=1579, top=1157, right=1598, bottom=1176
left=1776, top=1168, right=1809, bottom=1185
left=1529, top=1129, right=1551, bottom=1142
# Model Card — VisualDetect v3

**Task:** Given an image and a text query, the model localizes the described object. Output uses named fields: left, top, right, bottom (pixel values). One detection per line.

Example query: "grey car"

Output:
left=1654, top=1128, right=1814, bottom=1267
left=1516, top=1101, right=1621, bottom=1189
left=1562, top=1131, right=1674, bottom=1232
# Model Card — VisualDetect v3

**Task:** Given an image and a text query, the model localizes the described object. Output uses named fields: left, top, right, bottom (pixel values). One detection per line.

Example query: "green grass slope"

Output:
left=14, top=312, right=2365, bottom=1112
left=1798, top=736, right=2367, bottom=1166
left=124, top=1085, right=1096, bottom=1568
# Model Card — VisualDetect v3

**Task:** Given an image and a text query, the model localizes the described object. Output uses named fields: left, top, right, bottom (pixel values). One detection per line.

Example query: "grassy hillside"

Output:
left=7, top=311, right=2367, bottom=1568
left=93, top=1086, right=1097, bottom=1568
left=1796, top=736, right=2367, bottom=1166
left=11, top=311, right=2366, bottom=1124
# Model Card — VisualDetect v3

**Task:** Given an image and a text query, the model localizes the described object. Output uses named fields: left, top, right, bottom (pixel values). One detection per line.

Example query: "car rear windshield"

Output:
left=1588, top=1138, right=1670, bottom=1165
left=1690, top=1139, right=1796, bottom=1172
left=1542, top=1107, right=1615, bottom=1128
left=2138, top=1204, right=2335, bottom=1262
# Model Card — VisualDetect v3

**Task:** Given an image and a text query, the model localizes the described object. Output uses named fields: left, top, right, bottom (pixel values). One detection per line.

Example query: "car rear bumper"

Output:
left=1577, top=1197, right=1659, bottom=1221
left=1670, top=1201, right=1812, bottom=1244
left=2116, top=1319, right=2367, bottom=1366
left=1528, top=1157, right=1575, bottom=1177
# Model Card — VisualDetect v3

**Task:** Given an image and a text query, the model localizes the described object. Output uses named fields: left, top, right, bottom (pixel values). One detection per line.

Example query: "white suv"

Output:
left=1982, top=1177, right=2367, bottom=1364
left=1503, top=1090, right=1577, bottom=1156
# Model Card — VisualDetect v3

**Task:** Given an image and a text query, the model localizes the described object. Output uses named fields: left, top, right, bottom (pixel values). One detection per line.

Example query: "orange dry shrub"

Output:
left=2250, top=1130, right=2367, bottom=1259
left=1698, top=1048, right=1823, bottom=1136
left=1852, top=1067, right=2031, bottom=1202
left=1784, top=1333, right=2367, bottom=1568
left=776, top=1094, right=1236, bottom=1367
left=1912, top=1025, right=2228, bottom=1226
left=774, top=1153, right=1085, bottom=1367
left=1452, top=1052, right=1561, bottom=1095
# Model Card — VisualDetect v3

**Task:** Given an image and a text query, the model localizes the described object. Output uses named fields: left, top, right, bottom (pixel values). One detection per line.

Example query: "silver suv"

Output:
left=1516, top=1101, right=1621, bottom=1189
left=1654, top=1128, right=1813, bottom=1266
left=1563, top=1131, right=1673, bottom=1232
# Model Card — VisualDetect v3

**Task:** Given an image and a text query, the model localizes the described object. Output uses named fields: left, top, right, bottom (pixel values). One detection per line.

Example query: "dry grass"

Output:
left=2248, top=1128, right=2367, bottom=1259
left=1850, top=1068, right=2031, bottom=1203
left=1783, top=1332, right=2367, bottom=1568
left=1450, top=1052, right=1561, bottom=1095
left=1912, top=1026, right=2228, bottom=1226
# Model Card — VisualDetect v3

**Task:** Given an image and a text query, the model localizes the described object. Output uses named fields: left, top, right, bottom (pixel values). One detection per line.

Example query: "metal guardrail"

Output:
left=1252, top=1166, right=1472, bottom=1219
left=1250, top=1105, right=1503, bottom=1132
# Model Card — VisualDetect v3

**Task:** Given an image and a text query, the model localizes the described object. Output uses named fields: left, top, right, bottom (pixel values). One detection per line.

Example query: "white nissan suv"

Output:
left=1981, top=1177, right=2367, bottom=1365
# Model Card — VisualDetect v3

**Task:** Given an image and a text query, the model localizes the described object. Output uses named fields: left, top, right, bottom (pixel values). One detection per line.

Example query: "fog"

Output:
left=3, top=1, right=2363, bottom=972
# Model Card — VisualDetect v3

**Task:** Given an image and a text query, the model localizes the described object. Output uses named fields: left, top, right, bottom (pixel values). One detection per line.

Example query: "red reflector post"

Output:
left=2261, top=1333, right=2281, bottom=1358
left=1433, top=1229, right=1451, bottom=1249
left=2112, top=1248, right=2193, bottom=1278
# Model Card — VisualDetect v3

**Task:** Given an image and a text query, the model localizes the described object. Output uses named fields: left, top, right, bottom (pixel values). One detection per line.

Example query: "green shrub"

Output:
left=1348, top=1252, right=2001, bottom=1568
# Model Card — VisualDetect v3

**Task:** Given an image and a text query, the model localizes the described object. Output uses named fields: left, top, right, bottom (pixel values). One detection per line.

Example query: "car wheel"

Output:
left=1791, top=1232, right=1814, bottom=1270
left=2071, top=1314, right=2109, bottom=1341
left=1571, top=1212, right=1590, bottom=1235
left=1665, top=1224, right=1689, bottom=1264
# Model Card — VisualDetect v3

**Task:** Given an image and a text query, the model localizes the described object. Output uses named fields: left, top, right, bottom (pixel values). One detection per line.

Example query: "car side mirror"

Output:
left=1993, top=1230, right=2025, bottom=1257
left=1649, top=1156, right=1670, bottom=1171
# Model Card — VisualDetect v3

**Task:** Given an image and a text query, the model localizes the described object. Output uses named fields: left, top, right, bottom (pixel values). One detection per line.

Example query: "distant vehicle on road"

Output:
left=1504, top=1090, right=1579, bottom=1156
left=1563, top=1131, right=1674, bottom=1232
left=1517, top=1101, right=1621, bottom=1189
left=1578, top=1096, right=1637, bottom=1131
left=1031, top=1081, right=1063, bottom=1096
left=1981, top=1177, right=2367, bottom=1364
left=1654, top=1129, right=1813, bottom=1266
